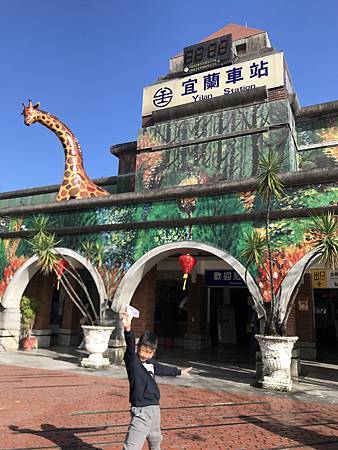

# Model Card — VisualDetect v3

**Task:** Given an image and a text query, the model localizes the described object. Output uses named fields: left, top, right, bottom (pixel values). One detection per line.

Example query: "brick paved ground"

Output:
left=1, top=364, right=338, bottom=450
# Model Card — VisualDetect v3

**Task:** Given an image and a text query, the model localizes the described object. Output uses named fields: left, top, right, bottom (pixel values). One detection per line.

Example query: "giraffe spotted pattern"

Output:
left=22, top=100, right=110, bottom=201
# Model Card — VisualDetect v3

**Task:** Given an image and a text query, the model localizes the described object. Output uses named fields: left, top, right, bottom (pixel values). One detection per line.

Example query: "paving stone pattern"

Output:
left=1, top=364, right=338, bottom=449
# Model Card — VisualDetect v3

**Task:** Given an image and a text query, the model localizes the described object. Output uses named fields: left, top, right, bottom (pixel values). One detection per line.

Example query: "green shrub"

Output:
left=20, top=296, right=39, bottom=337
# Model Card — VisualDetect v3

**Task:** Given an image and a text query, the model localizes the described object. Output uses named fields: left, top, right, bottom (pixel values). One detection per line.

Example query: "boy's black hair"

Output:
left=139, top=332, right=158, bottom=350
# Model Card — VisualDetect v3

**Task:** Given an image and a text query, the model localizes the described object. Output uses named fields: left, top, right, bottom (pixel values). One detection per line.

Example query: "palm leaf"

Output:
left=29, top=230, right=60, bottom=274
left=256, top=150, right=285, bottom=200
left=308, top=212, right=338, bottom=269
left=242, top=230, right=266, bottom=266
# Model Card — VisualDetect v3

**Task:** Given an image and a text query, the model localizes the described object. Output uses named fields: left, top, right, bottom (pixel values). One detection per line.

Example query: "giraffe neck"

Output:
left=35, top=110, right=84, bottom=165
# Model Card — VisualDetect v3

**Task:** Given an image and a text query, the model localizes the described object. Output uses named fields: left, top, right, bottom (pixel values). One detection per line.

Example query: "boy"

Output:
left=122, top=311, right=191, bottom=450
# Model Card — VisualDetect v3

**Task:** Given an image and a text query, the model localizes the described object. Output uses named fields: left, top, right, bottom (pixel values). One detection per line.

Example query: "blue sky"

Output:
left=1, top=0, right=337, bottom=192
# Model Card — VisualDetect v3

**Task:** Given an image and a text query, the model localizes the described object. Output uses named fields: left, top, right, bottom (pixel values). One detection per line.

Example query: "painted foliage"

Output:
left=136, top=129, right=295, bottom=191
left=136, top=100, right=296, bottom=191
left=297, top=117, right=338, bottom=170
left=0, top=182, right=336, bottom=303
left=138, top=100, right=291, bottom=148
left=0, top=218, right=27, bottom=298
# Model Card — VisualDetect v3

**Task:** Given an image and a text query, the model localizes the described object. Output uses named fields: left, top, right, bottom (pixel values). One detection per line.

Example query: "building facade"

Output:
left=0, top=24, right=337, bottom=361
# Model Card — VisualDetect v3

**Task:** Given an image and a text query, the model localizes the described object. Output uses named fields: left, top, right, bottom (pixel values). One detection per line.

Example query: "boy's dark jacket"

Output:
left=124, top=330, right=181, bottom=407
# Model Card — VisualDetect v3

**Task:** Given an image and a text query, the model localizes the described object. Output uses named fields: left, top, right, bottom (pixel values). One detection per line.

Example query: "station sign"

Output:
left=205, top=270, right=245, bottom=287
left=142, top=52, right=284, bottom=116
left=311, top=269, right=338, bottom=289
left=311, top=269, right=327, bottom=288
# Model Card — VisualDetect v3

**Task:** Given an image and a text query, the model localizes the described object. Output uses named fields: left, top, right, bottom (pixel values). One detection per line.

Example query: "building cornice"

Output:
left=297, top=100, right=338, bottom=119
left=0, top=168, right=337, bottom=217
left=0, top=174, right=133, bottom=200
left=0, top=205, right=336, bottom=239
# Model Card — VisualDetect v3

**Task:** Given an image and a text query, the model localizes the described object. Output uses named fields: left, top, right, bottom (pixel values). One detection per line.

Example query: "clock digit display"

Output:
left=194, top=46, right=204, bottom=62
left=184, top=49, right=194, bottom=65
left=207, top=42, right=217, bottom=58
left=183, top=34, right=232, bottom=74
left=218, top=39, right=228, bottom=56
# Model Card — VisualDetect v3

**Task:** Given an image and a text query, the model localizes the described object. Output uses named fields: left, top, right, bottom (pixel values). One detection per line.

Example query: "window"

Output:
left=236, top=43, right=247, bottom=56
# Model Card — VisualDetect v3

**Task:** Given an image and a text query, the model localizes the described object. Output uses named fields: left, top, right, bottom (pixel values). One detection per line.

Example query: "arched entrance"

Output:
left=279, top=250, right=338, bottom=361
left=113, top=241, right=264, bottom=314
left=0, top=248, right=106, bottom=351
left=112, top=241, right=265, bottom=358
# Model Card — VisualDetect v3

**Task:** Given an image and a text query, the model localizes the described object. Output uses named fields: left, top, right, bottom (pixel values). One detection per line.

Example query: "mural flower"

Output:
left=0, top=218, right=28, bottom=299
left=257, top=243, right=311, bottom=302
left=238, top=190, right=256, bottom=210
left=0, top=256, right=27, bottom=298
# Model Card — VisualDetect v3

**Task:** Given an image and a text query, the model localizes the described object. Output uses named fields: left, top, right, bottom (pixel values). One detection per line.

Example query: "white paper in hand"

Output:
left=126, top=305, right=140, bottom=318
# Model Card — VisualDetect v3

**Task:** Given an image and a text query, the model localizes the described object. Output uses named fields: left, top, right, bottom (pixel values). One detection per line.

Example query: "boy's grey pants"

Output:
left=124, top=404, right=162, bottom=450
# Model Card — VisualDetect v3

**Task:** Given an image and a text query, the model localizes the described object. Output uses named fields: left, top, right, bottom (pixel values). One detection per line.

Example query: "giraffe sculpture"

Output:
left=22, top=100, right=110, bottom=201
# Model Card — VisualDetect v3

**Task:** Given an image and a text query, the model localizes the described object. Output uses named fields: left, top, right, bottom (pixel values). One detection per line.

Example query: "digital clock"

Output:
left=183, top=34, right=233, bottom=75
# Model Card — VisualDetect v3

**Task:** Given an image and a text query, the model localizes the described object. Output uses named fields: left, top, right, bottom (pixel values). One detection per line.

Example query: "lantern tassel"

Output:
left=182, top=273, right=188, bottom=290
left=56, top=277, right=60, bottom=291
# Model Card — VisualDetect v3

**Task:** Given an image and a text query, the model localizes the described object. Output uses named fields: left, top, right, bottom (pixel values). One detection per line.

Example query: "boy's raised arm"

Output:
left=122, top=312, right=135, bottom=363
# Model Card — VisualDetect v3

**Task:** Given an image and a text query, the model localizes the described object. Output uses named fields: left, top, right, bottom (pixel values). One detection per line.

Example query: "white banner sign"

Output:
left=142, top=52, right=284, bottom=116
left=328, top=270, right=338, bottom=289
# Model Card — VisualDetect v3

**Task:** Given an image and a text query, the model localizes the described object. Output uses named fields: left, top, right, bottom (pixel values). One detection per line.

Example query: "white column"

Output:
left=0, top=307, right=21, bottom=351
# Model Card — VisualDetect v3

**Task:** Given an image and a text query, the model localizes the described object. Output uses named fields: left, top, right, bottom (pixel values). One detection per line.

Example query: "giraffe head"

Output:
left=22, top=99, right=41, bottom=126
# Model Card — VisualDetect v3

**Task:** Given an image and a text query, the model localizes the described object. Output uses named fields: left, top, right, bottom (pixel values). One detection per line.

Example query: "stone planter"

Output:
left=255, top=335, right=298, bottom=391
left=81, top=325, right=114, bottom=369
left=20, top=336, right=37, bottom=350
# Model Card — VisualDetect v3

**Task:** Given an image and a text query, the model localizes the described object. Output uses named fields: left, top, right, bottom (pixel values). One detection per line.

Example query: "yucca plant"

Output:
left=27, top=216, right=106, bottom=325
left=243, top=150, right=338, bottom=336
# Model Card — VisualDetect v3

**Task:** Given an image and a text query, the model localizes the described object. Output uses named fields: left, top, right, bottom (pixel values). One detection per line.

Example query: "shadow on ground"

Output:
left=9, top=423, right=109, bottom=450
left=239, top=414, right=338, bottom=449
left=157, top=348, right=256, bottom=385
left=301, top=361, right=338, bottom=383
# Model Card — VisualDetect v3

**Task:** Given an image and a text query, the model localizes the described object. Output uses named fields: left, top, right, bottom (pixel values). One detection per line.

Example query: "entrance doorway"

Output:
left=22, top=266, right=100, bottom=348
left=314, top=289, right=338, bottom=360
left=153, top=269, right=255, bottom=359
left=155, top=280, right=187, bottom=347
left=208, top=287, right=256, bottom=357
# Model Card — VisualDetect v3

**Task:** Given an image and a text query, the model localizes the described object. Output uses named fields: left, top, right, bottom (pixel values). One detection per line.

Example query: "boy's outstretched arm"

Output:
left=153, top=360, right=192, bottom=377
left=180, top=367, right=193, bottom=376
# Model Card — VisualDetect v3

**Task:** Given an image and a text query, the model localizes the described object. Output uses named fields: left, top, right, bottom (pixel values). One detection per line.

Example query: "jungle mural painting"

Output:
left=138, top=100, right=291, bottom=149
left=0, top=218, right=27, bottom=299
left=0, top=181, right=336, bottom=305
left=135, top=101, right=338, bottom=194
left=136, top=129, right=295, bottom=191
left=136, top=100, right=296, bottom=192
left=297, top=117, right=338, bottom=170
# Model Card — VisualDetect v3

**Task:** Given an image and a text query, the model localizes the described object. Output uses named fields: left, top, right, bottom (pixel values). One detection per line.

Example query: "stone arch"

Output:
left=112, top=241, right=265, bottom=318
left=1, top=247, right=107, bottom=309
left=276, top=249, right=321, bottom=322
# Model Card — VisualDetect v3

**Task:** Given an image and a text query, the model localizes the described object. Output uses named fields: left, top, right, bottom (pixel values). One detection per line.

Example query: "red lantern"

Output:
left=54, top=258, right=69, bottom=290
left=178, top=254, right=197, bottom=290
